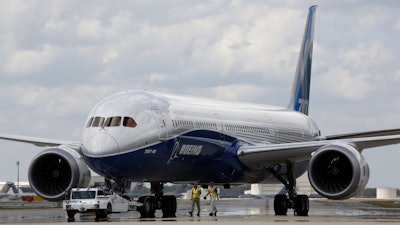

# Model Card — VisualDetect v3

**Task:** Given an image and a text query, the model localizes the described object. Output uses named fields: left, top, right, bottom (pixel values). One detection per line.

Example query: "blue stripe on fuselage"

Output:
left=83, top=130, right=267, bottom=183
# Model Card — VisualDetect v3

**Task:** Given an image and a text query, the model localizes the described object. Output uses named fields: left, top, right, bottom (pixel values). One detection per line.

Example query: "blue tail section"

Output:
left=288, top=5, right=317, bottom=115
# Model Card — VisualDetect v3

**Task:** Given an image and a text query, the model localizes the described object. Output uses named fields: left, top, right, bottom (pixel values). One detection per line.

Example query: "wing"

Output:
left=324, top=128, right=400, bottom=140
left=0, top=133, right=81, bottom=149
left=238, top=129, right=400, bottom=169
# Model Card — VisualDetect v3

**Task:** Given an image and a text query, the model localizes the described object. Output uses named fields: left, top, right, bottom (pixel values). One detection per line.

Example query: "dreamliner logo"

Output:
left=167, top=141, right=203, bottom=164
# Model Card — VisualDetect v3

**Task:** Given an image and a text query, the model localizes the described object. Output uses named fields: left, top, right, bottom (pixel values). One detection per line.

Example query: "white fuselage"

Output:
left=80, top=90, right=320, bottom=183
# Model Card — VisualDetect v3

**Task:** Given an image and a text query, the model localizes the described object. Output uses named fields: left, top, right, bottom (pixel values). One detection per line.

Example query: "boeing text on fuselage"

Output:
left=168, top=142, right=203, bottom=164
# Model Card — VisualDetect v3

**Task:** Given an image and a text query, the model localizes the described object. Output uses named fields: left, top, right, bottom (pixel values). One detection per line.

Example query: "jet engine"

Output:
left=308, top=143, right=369, bottom=200
left=28, top=146, right=91, bottom=201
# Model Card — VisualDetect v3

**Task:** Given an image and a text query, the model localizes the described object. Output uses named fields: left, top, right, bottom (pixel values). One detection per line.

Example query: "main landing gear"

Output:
left=268, top=162, right=309, bottom=216
left=138, top=182, right=177, bottom=218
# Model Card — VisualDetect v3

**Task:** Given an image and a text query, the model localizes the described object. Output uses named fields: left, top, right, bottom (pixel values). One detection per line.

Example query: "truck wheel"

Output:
left=95, top=209, right=107, bottom=220
left=67, top=210, right=76, bottom=222
left=107, top=203, right=113, bottom=214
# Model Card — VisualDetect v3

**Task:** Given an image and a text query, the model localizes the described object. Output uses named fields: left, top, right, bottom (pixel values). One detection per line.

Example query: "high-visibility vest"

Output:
left=209, top=186, right=218, bottom=197
left=192, top=187, right=201, bottom=199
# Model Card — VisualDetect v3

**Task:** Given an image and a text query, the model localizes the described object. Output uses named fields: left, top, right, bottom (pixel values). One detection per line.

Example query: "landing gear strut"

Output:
left=138, top=182, right=177, bottom=218
left=268, top=162, right=309, bottom=216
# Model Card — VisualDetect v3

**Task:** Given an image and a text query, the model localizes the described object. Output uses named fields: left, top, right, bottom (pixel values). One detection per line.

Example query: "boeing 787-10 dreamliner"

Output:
left=1, top=5, right=400, bottom=218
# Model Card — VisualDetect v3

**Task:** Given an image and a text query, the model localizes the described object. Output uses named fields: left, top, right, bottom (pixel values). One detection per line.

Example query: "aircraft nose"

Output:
left=84, top=132, right=119, bottom=157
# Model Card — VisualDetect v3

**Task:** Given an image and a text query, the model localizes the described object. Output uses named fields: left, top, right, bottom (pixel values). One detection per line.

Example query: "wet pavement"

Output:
left=0, top=198, right=399, bottom=224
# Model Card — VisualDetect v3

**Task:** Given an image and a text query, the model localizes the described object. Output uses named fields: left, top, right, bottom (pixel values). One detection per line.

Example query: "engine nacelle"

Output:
left=28, top=146, right=91, bottom=201
left=308, top=143, right=369, bottom=200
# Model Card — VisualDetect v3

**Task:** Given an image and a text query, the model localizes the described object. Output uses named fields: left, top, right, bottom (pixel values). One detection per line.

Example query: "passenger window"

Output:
left=92, top=117, right=105, bottom=127
left=105, top=116, right=121, bottom=127
left=123, top=117, right=137, bottom=128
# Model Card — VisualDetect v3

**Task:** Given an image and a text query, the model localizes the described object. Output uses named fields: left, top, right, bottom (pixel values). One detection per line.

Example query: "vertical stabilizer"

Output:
left=287, top=5, right=317, bottom=115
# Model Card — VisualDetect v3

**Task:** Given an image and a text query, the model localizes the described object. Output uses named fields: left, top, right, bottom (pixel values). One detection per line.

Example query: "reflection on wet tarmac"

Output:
left=0, top=199, right=400, bottom=223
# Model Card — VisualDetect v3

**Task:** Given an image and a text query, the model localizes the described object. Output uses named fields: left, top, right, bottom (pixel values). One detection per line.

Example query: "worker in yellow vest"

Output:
left=189, top=182, right=202, bottom=217
left=204, top=181, right=219, bottom=216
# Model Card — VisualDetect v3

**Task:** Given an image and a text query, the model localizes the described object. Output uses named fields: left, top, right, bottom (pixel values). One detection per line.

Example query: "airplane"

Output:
left=0, top=182, right=19, bottom=198
left=1, top=5, right=400, bottom=217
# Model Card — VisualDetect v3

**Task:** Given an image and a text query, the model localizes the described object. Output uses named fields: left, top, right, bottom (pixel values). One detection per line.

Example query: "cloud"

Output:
left=183, top=6, right=304, bottom=79
left=395, top=19, right=400, bottom=33
left=103, top=50, right=119, bottom=64
left=43, top=19, right=68, bottom=32
left=314, top=40, right=395, bottom=102
left=338, top=41, right=393, bottom=70
left=316, top=67, right=377, bottom=101
left=147, top=73, right=169, bottom=83
left=74, top=10, right=136, bottom=41
left=209, top=84, right=273, bottom=102
left=4, top=44, right=56, bottom=76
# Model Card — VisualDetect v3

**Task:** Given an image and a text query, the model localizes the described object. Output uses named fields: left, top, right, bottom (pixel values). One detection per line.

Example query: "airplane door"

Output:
left=151, top=107, right=171, bottom=140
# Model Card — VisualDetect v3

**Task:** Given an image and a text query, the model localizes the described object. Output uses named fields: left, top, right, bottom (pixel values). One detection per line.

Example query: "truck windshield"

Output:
left=71, top=191, right=96, bottom=199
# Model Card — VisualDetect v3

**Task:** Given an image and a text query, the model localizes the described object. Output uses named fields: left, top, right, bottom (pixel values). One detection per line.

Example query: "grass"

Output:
left=361, top=200, right=400, bottom=208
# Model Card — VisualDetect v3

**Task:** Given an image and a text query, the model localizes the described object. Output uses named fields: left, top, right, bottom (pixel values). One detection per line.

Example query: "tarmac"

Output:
left=0, top=198, right=399, bottom=224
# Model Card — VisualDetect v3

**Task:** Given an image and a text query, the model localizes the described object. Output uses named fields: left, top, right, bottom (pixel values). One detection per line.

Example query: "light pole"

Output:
left=16, top=161, right=20, bottom=193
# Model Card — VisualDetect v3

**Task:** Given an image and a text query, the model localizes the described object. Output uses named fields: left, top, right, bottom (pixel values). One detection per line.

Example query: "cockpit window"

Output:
left=86, top=117, right=94, bottom=128
left=85, top=116, right=136, bottom=128
left=105, top=116, right=121, bottom=127
left=123, top=117, right=137, bottom=128
left=92, top=117, right=105, bottom=127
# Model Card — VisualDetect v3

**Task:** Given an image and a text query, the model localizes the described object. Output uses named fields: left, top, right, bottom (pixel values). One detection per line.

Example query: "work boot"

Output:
left=209, top=212, right=213, bottom=216
left=197, top=212, right=200, bottom=217
left=214, top=211, right=217, bottom=216
left=189, top=212, right=193, bottom=217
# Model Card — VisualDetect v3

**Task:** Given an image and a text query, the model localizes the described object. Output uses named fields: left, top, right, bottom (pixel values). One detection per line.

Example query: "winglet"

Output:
left=287, top=5, right=317, bottom=115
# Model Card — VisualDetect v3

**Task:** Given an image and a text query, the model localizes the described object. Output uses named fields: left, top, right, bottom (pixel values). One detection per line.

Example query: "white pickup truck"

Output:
left=63, top=188, right=139, bottom=221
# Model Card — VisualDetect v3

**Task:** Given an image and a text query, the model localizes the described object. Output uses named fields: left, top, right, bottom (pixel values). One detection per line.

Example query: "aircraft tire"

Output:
left=139, top=196, right=156, bottom=218
left=295, top=195, right=309, bottom=216
left=274, top=194, right=288, bottom=216
left=162, top=195, right=177, bottom=218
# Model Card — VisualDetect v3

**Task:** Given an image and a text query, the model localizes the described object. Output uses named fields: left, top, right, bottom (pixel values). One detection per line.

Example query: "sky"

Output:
left=0, top=0, right=400, bottom=189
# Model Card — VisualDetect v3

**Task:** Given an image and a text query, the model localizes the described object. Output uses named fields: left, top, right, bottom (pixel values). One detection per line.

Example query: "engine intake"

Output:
left=28, top=146, right=91, bottom=201
left=308, top=143, right=369, bottom=200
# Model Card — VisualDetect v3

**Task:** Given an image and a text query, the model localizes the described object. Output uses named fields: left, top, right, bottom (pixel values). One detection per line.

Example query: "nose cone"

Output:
left=83, top=132, right=119, bottom=157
